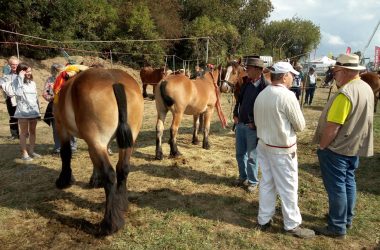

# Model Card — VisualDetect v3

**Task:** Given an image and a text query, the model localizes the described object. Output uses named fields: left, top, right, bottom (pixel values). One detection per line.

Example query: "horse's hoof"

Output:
left=202, top=143, right=211, bottom=150
left=169, top=151, right=182, bottom=158
left=192, top=139, right=199, bottom=145
left=55, top=176, right=75, bottom=189
left=88, top=178, right=104, bottom=188
left=155, top=151, right=163, bottom=160
left=99, top=218, right=124, bottom=236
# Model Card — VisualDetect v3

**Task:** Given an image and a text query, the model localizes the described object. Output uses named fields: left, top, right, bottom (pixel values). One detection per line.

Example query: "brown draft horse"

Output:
left=326, top=71, right=380, bottom=112
left=155, top=67, right=226, bottom=159
left=54, top=68, right=144, bottom=235
left=140, top=66, right=169, bottom=98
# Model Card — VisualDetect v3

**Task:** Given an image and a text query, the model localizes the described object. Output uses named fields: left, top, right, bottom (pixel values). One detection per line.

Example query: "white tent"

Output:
left=310, top=56, right=336, bottom=66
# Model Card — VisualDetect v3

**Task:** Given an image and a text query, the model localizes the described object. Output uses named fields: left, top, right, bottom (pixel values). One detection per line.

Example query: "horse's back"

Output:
left=156, top=73, right=216, bottom=115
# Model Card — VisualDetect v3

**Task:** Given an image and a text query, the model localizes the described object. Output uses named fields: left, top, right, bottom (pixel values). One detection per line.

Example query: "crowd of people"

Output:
left=0, top=53, right=375, bottom=240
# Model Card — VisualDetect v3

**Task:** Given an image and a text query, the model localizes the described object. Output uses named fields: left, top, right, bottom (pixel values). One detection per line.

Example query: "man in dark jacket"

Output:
left=232, top=56, right=269, bottom=192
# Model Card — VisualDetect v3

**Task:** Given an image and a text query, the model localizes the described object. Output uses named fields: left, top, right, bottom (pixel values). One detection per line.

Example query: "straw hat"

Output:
left=245, top=57, right=264, bottom=68
left=334, top=54, right=366, bottom=71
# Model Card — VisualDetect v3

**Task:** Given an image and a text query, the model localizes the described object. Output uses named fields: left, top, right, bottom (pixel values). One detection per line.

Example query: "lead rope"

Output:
left=210, top=71, right=227, bottom=128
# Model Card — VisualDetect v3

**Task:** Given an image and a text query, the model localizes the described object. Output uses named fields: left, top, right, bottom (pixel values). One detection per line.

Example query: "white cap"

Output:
left=270, top=62, right=299, bottom=75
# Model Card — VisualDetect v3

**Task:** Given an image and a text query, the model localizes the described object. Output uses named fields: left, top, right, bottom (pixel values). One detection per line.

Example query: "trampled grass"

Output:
left=0, top=66, right=379, bottom=249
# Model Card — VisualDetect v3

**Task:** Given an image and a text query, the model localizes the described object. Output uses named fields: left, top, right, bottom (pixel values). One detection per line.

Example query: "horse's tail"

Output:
left=112, top=83, right=133, bottom=148
left=159, top=80, right=174, bottom=107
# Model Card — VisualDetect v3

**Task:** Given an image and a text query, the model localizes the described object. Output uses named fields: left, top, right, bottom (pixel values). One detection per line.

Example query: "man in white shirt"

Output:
left=0, top=56, right=20, bottom=139
left=254, top=62, right=314, bottom=238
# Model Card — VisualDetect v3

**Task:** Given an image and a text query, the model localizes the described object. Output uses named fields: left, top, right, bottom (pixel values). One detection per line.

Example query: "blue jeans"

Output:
left=52, top=119, right=77, bottom=151
left=235, top=123, right=259, bottom=185
left=317, top=148, right=359, bottom=235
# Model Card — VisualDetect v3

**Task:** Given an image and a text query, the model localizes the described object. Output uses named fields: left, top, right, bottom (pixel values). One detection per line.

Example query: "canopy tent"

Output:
left=309, top=56, right=336, bottom=66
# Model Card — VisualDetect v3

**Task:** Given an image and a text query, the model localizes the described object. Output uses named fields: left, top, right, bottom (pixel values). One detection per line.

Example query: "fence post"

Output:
left=16, top=42, right=19, bottom=59
left=109, top=50, right=113, bottom=68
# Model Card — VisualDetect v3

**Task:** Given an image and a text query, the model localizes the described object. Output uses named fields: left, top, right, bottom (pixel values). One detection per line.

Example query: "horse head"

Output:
left=219, top=60, right=246, bottom=93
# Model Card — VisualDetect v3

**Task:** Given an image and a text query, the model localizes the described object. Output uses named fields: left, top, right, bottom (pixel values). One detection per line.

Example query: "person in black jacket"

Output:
left=232, top=56, right=270, bottom=192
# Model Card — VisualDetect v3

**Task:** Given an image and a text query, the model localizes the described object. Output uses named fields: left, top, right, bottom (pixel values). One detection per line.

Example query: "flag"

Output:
left=346, top=47, right=351, bottom=54
left=375, top=46, right=380, bottom=69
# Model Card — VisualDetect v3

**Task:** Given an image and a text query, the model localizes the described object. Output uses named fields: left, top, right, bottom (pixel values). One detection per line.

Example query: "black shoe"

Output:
left=346, top=224, right=352, bottom=230
left=257, top=219, right=272, bottom=231
left=314, top=226, right=346, bottom=239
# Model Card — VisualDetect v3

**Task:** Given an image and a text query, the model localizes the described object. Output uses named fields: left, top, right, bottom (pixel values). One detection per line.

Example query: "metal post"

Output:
left=110, top=50, right=113, bottom=68
left=16, top=42, right=19, bottom=59
left=173, top=55, right=175, bottom=72
left=205, top=37, right=209, bottom=63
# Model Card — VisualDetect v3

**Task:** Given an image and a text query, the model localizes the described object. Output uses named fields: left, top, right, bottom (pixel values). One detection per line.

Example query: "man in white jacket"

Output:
left=0, top=56, right=20, bottom=139
left=254, top=62, right=314, bottom=238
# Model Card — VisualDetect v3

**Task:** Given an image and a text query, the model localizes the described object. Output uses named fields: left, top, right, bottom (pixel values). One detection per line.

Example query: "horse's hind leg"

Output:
left=202, top=108, right=214, bottom=150
left=155, top=110, right=167, bottom=160
left=88, top=145, right=126, bottom=235
left=192, top=114, right=200, bottom=145
left=56, top=129, right=74, bottom=189
left=169, top=112, right=183, bottom=157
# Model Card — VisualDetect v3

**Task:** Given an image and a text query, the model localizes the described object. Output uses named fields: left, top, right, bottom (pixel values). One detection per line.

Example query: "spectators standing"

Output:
left=42, top=63, right=77, bottom=154
left=0, top=56, right=20, bottom=139
left=11, top=63, right=41, bottom=161
left=290, top=63, right=303, bottom=101
left=304, top=67, right=317, bottom=105
left=232, top=57, right=269, bottom=192
left=313, top=54, right=373, bottom=239
left=254, top=62, right=315, bottom=238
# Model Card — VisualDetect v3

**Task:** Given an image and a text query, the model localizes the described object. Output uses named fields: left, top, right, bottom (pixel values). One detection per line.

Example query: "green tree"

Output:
left=260, top=17, right=321, bottom=61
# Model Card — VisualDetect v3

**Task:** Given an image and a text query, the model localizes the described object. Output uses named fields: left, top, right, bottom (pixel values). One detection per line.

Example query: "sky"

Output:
left=268, top=0, right=380, bottom=61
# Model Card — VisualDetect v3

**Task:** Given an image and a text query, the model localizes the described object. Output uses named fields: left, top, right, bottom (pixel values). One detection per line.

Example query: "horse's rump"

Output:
left=56, top=68, right=143, bottom=144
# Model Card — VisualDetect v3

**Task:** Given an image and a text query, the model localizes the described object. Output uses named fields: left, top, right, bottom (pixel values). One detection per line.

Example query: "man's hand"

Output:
left=233, top=116, right=239, bottom=124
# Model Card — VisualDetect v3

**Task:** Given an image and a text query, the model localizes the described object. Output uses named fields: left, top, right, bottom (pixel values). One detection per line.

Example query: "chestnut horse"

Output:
left=155, top=68, right=226, bottom=159
left=325, top=71, right=380, bottom=112
left=54, top=68, right=144, bottom=235
left=140, top=66, right=169, bottom=98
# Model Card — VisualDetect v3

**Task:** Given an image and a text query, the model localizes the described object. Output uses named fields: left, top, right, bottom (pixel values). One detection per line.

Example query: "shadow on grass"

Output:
left=135, top=119, right=234, bottom=149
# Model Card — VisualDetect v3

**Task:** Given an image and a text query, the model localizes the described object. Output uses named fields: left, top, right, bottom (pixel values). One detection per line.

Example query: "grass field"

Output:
left=0, top=68, right=379, bottom=249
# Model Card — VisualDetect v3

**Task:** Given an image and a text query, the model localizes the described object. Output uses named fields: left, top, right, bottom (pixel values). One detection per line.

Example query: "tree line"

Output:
left=0, top=0, right=321, bottom=68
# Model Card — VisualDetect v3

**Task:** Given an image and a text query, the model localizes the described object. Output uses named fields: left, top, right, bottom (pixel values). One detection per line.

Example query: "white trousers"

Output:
left=257, top=143, right=302, bottom=230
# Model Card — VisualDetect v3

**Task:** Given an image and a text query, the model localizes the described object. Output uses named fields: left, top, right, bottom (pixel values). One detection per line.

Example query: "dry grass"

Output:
left=0, top=57, right=379, bottom=249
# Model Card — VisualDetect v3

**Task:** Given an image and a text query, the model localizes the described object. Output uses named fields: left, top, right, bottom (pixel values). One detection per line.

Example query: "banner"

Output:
left=375, top=46, right=380, bottom=69
left=346, top=47, right=351, bottom=54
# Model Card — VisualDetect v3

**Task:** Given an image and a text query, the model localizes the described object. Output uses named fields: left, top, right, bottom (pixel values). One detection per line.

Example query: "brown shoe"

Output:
left=286, top=226, right=315, bottom=239
left=233, top=178, right=248, bottom=187
left=246, top=183, right=258, bottom=193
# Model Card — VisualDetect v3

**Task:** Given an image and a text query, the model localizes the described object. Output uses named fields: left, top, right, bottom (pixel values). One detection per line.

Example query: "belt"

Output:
left=265, top=142, right=296, bottom=149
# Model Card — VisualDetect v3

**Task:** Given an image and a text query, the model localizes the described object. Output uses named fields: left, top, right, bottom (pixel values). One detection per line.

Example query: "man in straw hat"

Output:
left=313, top=54, right=374, bottom=239
left=232, top=56, right=270, bottom=192
left=254, top=61, right=314, bottom=238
